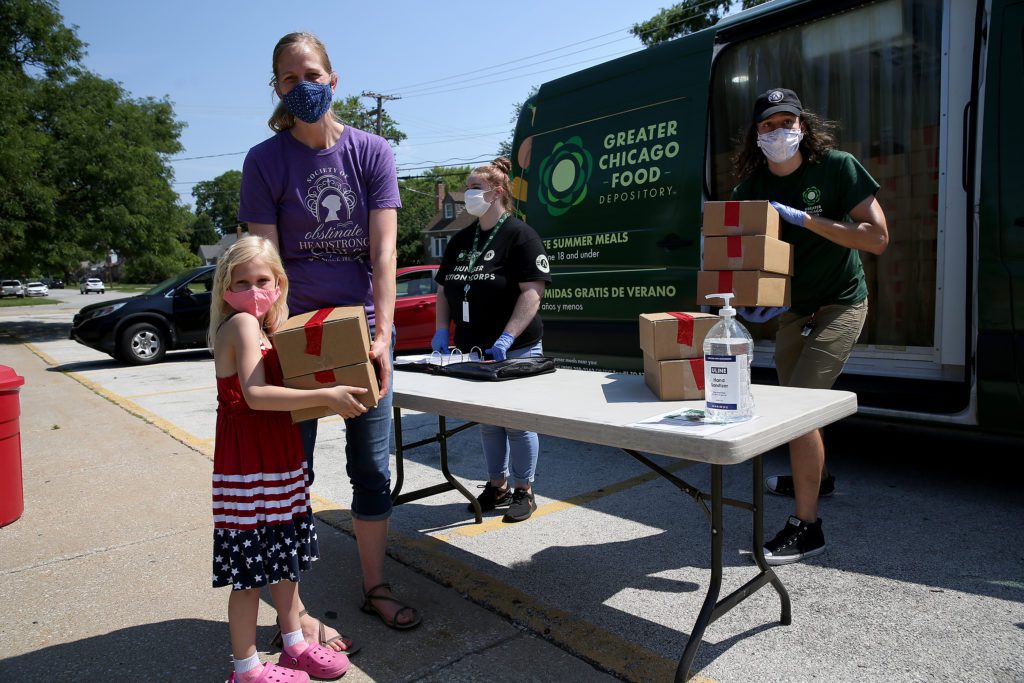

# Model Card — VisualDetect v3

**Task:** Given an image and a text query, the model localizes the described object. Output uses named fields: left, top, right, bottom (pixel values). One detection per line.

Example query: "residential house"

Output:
left=198, top=228, right=247, bottom=265
left=421, top=182, right=473, bottom=264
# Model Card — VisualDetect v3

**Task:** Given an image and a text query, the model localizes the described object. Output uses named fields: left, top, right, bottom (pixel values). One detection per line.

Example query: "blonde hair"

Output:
left=268, top=32, right=335, bottom=132
left=207, top=236, right=290, bottom=350
left=471, top=157, right=514, bottom=212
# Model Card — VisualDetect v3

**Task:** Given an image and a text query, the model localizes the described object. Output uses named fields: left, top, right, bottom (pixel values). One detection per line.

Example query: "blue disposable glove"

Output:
left=737, top=306, right=789, bottom=323
left=770, top=201, right=808, bottom=227
left=485, top=332, right=515, bottom=361
left=431, top=328, right=449, bottom=355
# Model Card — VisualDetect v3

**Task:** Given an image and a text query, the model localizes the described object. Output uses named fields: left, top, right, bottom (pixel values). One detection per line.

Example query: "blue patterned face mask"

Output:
left=281, top=80, right=333, bottom=124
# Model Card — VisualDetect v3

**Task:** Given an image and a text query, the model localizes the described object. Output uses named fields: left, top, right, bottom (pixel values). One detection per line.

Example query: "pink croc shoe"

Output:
left=277, top=643, right=350, bottom=680
left=228, top=663, right=311, bottom=683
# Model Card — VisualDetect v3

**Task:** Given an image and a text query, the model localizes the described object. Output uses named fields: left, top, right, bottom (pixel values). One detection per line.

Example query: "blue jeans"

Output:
left=479, top=340, right=543, bottom=488
left=300, top=327, right=395, bottom=521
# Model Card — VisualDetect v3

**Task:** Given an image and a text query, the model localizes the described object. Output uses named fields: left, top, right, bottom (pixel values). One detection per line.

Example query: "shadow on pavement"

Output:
left=0, top=618, right=237, bottom=682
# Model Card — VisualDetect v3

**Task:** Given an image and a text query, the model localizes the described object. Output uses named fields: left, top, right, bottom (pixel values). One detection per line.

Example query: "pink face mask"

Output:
left=223, top=286, right=281, bottom=318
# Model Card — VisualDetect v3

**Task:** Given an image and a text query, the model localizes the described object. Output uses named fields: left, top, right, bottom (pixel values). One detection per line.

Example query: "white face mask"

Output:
left=757, top=127, right=803, bottom=163
left=464, top=188, right=492, bottom=217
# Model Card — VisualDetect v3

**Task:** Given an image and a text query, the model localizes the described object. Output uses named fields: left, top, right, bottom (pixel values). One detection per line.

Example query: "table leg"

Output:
left=750, top=455, right=792, bottom=625
left=390, top=412, right=482, bottom=523
left=676, top=465, right=724, bottom=682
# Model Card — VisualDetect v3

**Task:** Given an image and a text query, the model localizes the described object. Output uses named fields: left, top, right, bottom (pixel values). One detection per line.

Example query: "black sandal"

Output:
left=271, top=608, right=361, bottom=656
left=360, top=582, right=422, bottom=630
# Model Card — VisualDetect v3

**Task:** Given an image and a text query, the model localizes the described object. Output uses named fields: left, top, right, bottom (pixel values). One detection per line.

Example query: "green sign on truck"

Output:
left=510, top=0, right=1023, bottom=436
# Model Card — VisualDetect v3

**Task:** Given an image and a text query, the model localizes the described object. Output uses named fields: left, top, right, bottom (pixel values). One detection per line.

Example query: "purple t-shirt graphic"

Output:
left=239, top=126, right=401, bottom=322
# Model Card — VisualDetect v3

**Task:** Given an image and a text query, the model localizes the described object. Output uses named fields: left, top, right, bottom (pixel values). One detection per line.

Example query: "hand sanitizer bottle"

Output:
left=703, top=293, right=754, bottom=423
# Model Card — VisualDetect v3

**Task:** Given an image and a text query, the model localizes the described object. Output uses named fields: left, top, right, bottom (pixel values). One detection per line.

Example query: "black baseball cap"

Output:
left=752, top=88, right=803, bottom=122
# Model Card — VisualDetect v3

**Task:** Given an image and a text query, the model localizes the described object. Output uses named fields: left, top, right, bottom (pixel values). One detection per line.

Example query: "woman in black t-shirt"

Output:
left=433, top=156, right=551, bottom=523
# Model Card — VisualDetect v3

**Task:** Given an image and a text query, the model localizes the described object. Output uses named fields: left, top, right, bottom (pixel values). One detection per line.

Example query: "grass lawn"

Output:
left=108, top=283, right=152, bottom=294
left=0, top=297, right=59, bottom=308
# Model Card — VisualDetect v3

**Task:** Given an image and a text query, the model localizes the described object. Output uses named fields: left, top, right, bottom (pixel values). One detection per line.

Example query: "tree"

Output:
left=332, top=95, right=406, bottom=145
left=0, top=0, right=196, bottom=280
left=192, top=170, right=242, bottom=235
left=396, top=166, right=470, bottom=266
left=498, top=86, right=539, bottom=159
left=630, top=0, right=771, bottom=46
left=188, top=213, right=220, bottom=254
left=0, top=0, right=83, bottom=79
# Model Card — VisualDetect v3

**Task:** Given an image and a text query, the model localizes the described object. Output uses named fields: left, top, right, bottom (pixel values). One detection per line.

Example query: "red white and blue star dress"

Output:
left=211, top=342, right=319, bottom=590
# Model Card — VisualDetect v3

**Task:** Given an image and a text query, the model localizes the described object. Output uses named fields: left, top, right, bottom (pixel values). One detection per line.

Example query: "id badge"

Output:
left=462, top=300, right=470, bottom=322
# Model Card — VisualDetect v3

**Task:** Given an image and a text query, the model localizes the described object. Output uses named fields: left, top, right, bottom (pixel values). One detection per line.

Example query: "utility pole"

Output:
left=360, top=91, right=401, bottom=138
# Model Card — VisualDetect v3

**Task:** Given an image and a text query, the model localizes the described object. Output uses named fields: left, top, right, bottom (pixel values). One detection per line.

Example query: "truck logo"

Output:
left=537, top=136, right=593, bottom=217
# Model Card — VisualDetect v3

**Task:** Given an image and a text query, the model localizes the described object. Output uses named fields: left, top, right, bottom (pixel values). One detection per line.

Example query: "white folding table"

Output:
left=390, top=367, right=856, bottom=681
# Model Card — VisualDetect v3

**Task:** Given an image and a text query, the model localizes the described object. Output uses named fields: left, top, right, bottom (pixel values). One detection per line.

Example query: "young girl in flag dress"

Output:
left=209, top=236, right=367, bottom=682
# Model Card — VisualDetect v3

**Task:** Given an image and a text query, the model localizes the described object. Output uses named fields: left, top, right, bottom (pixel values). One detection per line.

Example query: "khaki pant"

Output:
left=775, top=299, right=868, bottom=390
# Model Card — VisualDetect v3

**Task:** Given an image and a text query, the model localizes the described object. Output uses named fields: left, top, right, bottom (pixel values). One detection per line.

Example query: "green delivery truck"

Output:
left=508, top=0, right=1024, bottom=436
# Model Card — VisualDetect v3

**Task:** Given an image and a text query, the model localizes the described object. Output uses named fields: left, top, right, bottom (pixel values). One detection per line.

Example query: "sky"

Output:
left=57, top=0, right=683, bottom=206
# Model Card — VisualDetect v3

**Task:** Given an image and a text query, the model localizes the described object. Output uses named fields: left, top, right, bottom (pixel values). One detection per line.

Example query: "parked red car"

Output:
left=394, top=265, right=452, bottom=352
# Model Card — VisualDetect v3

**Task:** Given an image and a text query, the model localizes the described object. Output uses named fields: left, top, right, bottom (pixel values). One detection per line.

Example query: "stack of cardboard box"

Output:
left=696, top=200, right=793, bottom=307
left=272, top=306, right=380, bottom=423
left=639, top=311, right=717, bottom=400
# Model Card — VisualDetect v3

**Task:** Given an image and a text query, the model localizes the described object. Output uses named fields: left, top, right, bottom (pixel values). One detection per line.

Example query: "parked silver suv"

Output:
left=1, top=280, right=25, bottom=298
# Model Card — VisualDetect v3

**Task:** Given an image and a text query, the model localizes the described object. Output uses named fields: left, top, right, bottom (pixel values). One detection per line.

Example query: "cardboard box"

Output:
left=643, top=353, right=705, bottom=401
left=702, top=201, right=780, bottom=238
left=639, top=311, right=718, bottom=360
left=284, top=360, right=380, bottom=423
left=272, top=306, right=371, bottom=379
left=696, top=270, right=790, bottom=307
left=703, top=235, right=793, bottom=275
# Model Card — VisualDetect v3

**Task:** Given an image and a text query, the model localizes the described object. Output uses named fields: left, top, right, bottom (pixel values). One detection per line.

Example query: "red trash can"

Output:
left=0, top=365, right=26, bottom=527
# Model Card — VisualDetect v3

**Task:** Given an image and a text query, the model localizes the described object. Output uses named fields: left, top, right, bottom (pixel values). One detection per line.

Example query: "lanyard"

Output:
left=465, top=212, right=509, bottom=281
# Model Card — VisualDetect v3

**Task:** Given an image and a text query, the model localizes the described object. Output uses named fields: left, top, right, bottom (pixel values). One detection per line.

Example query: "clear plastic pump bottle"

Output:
left=703, top=293, right=755, bottom=423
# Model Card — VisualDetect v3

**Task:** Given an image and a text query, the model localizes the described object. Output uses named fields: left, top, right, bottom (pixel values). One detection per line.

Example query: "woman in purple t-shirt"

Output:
left=239, top=32, right=420, bottom=653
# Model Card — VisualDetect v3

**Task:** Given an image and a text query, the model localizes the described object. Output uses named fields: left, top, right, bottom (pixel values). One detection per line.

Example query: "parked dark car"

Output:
left=71, top=263, right=451, bottom=364
left=70, top=265, right=215, bottom=365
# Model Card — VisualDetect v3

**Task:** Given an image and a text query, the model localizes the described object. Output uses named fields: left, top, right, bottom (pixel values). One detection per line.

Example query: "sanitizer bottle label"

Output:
left=705, top=354, right=741, bottom=410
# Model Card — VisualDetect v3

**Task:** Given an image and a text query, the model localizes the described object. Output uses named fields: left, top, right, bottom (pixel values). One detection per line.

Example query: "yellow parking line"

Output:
left=24, top=341, right=215, bottom=459
left=125, top=385, right=216, bottom=399
left=447, top=460, right=695, bottom=538
left=311, top=502, right=709, bottom=683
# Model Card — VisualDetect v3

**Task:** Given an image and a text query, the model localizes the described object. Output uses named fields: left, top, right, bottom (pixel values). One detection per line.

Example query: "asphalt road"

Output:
left=2, top=298, right=1022, bottom=682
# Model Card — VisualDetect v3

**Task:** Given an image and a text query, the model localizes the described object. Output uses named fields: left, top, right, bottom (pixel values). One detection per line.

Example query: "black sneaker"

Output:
left=765, top=474, right=836, bottom=498
left=763, top=516, right=826, bottom=565
left=502, top=488, right=537, bottom=523
left=467, top=482, right=512, bottom=512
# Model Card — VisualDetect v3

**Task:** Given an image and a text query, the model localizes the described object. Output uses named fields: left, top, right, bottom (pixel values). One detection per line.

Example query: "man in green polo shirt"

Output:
left=731, top=87, right=889, bottom=565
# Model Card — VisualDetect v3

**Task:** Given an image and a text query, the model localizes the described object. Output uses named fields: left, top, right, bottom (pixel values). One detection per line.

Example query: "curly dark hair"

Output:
left=731, top=110, right=838, bottom=180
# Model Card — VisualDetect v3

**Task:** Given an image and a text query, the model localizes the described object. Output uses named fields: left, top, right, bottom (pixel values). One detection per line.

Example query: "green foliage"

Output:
left=188, top=213, right=220, bottom=254
left=631, top=0, right=771, bottom=46
left=499, top=86, right=539, bottom=158
left=397, top=166, right=470, bottom=266
left=333, top=95, right=407, bottom=145
left=0, top=0, right=83, bottom=79
left=0, top=0, right=196, bottom=281
left=192, top=170, right=242, bottom=234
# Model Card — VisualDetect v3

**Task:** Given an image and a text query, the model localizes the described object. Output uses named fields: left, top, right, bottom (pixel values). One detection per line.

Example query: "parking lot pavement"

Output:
left=2, top=304, right=1023, bottom=682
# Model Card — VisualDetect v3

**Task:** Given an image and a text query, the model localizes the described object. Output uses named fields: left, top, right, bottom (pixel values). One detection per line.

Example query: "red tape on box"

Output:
left=727, top=236, right=743, bottom=257
left=666, top=312, right=694, bottom=346
left=314, top=369, right=336, bottom=384
left=724, top=201, right=740, bottom=227
left=303, top=308, right=333, bottom=356
left=717, top=271, right=733, bottom=292
left=689, top=358, right=705, bottom=390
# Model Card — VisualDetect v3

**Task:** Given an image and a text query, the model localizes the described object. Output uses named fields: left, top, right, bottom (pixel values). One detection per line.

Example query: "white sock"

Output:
left=281, top=628, right=305, bottom=649
left=233, top=653, right=261, bottom=676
